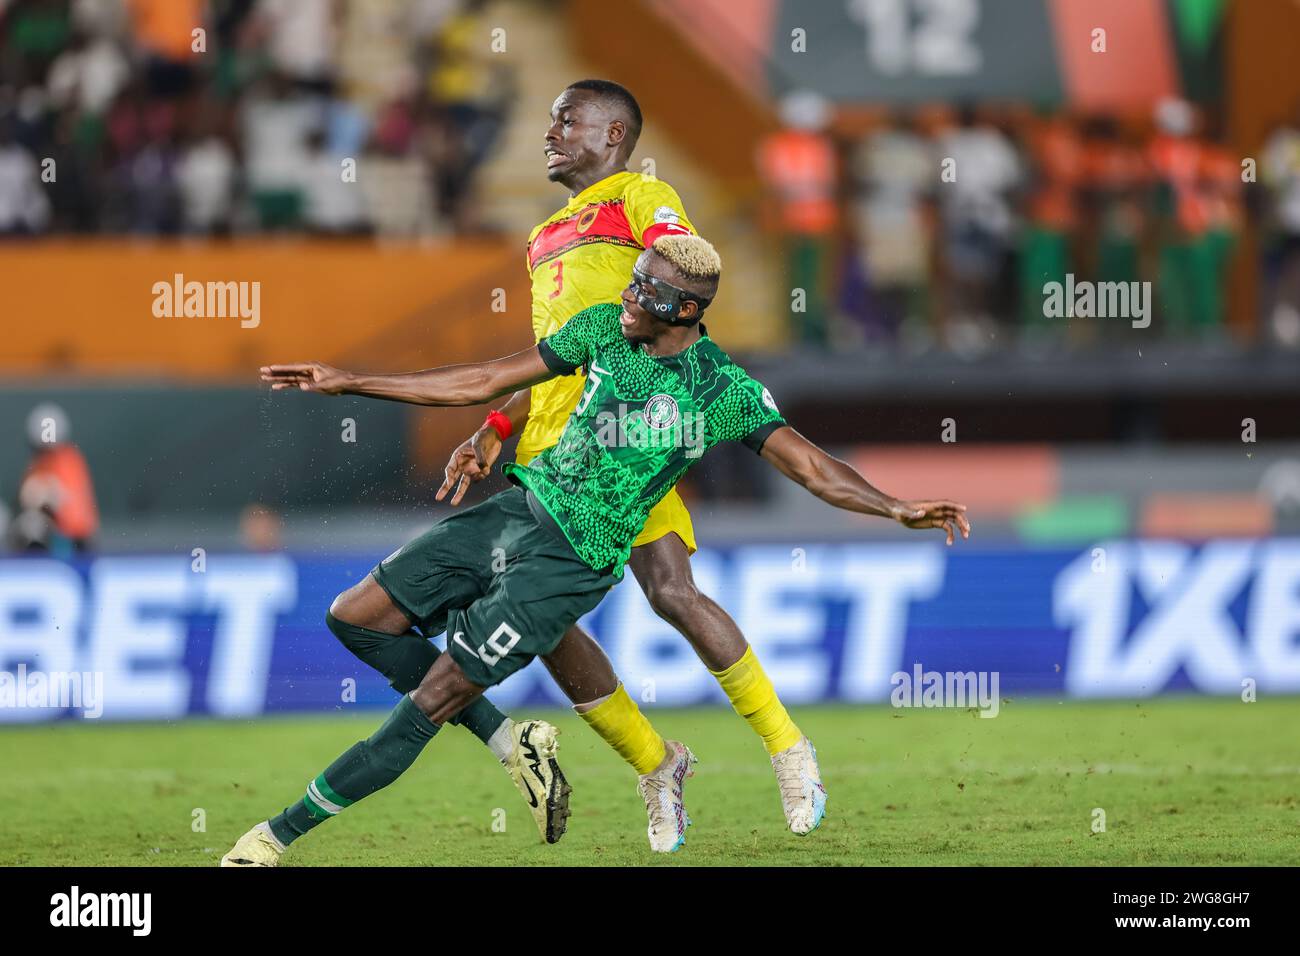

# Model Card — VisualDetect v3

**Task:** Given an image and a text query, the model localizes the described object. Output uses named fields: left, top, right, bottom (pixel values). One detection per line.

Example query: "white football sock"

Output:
left=487, top=718, right=515, bottom=764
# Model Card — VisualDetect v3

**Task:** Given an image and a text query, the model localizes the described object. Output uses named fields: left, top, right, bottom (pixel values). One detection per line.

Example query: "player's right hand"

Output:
left=436, top=428, right=503, bottom=506
left=260, top=362, right=350, bottom=395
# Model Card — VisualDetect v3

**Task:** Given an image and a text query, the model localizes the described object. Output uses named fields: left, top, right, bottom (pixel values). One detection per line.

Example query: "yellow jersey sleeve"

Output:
left=622, top=176, right=696, bottom=248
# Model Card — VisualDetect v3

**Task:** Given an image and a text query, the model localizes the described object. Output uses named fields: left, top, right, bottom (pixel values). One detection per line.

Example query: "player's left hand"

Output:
left=436, top=432, right=493, bottom=506
left=890, top=499, right=970, bottom=545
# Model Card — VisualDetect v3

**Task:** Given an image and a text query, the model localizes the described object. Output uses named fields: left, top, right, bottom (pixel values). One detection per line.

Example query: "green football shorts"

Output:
left=370, top=487, right=618, bottom=687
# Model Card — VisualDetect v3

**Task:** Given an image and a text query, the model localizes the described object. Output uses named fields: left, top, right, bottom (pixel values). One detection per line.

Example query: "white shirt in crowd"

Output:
left=1264, top=126, right=1300, bottom=237
left=934, top=125, right=1023, bottom=238
left=0, top=144, right=51, bottom=233
left=240, top=95, right=322, bottom=192
left=257, top=0, right=338, bottom=83
left=47, top=38, right=131, bottom=115
left=177, top=137, right=237, bottom=232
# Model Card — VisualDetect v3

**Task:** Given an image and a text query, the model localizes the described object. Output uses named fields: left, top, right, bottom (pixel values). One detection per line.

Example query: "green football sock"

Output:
left=269, top=695, right=439, bottom=846
left=326, top=611, right=507, bottom=744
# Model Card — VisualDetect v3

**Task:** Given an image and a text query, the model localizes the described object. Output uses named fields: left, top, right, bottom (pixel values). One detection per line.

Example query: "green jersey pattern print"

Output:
left=504, top=302, right=786, bottom=575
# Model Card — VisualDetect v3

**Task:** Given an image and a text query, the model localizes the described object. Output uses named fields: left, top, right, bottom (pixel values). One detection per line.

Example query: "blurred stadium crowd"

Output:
left=758, top=95, right=1300, bottom=353
left=0, top=0, right=512, bottom=238
left=2, top=0, right=1297, bottom=356
left=2, top=0, right=1299, bottom=557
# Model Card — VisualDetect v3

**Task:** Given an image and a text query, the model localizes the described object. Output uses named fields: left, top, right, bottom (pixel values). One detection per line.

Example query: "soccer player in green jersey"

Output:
left=223, top=234, right=968, bottom=864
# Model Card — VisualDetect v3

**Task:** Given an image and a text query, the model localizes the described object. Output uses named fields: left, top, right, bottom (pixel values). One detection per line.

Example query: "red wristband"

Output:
left=484, top=409, right=512, bottom=441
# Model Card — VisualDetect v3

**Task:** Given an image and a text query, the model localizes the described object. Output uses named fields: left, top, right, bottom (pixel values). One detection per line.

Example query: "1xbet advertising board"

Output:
left=1, top=539, right=1297, bottom=721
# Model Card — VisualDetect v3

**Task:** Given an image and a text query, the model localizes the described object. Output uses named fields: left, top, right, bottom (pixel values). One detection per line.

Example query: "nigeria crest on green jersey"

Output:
left=504, top=302, right=786, bottom=574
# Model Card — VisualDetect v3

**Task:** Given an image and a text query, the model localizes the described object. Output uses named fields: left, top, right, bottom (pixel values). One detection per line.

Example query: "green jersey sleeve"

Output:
left=710, top=368, right=787, bottom=453
left=537, top=303, right=620, bottom=375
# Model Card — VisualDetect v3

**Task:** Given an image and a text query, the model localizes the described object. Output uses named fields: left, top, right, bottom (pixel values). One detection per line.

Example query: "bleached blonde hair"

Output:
left=651, top=234, right=722, bottom=282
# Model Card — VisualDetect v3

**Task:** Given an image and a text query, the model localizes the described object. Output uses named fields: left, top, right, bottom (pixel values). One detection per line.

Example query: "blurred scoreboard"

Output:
left=661, top=0, right=1217, bottom=110
left=772, top=0, right=1065, bottom=102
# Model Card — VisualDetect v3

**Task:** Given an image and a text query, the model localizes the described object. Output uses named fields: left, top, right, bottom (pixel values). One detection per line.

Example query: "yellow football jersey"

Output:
left=517, top=170, right=695, bottom=461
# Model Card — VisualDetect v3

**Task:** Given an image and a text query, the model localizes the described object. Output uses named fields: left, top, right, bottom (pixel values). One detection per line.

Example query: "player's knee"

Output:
left=327, top=590, right=355, bottom=626
left=326, top=605, right=382, bottom=664
left=326, top=590, right=371, bottom=643
left=325, top=606, right=355, bottom=650
left=644, top=577, right=700, bottom=625
left=328, top=588, right=352, bottom=621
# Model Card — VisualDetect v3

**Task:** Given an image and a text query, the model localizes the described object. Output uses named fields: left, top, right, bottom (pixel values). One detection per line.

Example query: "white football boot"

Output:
left=220, top=821, right=285, bottom=867
left=771, top=736, right=828, bottom=835
left=637, top=740, right=697, bottom=853
left=503, top=719, right=572, bottom=844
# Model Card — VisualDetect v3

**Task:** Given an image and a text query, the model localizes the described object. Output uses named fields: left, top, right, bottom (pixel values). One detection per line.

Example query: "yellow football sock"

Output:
left=576, top=683, right=667, bottom=775
left=711, top=646, right=801, bottom=755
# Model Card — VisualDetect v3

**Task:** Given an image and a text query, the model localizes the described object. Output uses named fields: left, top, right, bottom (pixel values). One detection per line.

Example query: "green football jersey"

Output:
left=504, top=302, right=786, bottom=575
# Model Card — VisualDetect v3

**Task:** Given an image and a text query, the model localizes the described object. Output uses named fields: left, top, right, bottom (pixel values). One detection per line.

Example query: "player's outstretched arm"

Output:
left=759, top=426, right=971, bottom=545
left=259, top=347, right=556, bottom=408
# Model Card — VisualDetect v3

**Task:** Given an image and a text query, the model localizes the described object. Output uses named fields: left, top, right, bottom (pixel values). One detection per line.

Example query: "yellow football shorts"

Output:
left=513, top=446, right=697, bottom=554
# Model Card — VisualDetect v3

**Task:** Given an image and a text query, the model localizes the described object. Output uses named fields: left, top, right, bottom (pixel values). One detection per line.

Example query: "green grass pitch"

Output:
left=2, top=697, right=1297, bottom=866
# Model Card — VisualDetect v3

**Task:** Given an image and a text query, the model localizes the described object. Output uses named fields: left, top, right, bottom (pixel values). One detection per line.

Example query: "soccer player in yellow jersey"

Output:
left=439, top=80, right=825, bottom=843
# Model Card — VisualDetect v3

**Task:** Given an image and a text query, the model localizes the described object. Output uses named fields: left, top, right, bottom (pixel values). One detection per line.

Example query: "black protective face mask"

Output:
left=630, top=268, right=711, bottom=326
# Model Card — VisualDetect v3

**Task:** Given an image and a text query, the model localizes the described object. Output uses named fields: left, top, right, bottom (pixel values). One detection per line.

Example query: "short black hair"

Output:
left=566, top=78, right=643, bottom=153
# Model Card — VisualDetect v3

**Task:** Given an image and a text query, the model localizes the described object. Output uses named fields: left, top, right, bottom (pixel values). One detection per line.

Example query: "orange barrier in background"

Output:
left=1047, top=0, right=1178, bottom=111
left=848, top=445, right=1061, bottom=518
left=1140, top=493, right=1274, bottom=538
left=0, top=240, right=534, bottom=379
